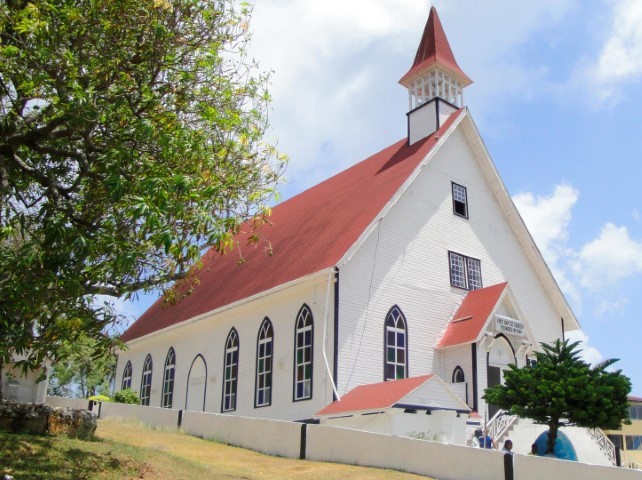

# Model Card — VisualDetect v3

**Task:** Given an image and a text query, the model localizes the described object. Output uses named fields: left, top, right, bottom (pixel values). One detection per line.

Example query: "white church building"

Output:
left=117, top=6, right=580, bottom=434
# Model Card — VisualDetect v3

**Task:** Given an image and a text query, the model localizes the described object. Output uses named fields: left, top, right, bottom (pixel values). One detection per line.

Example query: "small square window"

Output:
left=452, top=183, right=468, bottom=218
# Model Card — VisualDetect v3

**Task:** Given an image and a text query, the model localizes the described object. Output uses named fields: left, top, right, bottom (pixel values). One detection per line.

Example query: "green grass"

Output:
left=0, top=419, right=432, bottom=480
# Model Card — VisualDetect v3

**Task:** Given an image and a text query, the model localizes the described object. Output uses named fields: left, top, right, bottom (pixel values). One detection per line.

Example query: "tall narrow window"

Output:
left=255, top=318, right=274, bottom=408
left=294, top=305, right=313, bottom=401
left=384, top=306, right=408, bottom=381
left=121, top=361, right=132, bottom=390
left=222, top=329, right=239, bottom=412
left=452, top=182, right=468, bottom=218
left=140, top=354, right=153, bottom=406
left=162, top=348, right=176, bottom=408
left=448, top=251, right=482, bottom=290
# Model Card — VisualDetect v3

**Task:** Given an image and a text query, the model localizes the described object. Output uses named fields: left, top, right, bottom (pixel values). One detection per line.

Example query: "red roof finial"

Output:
left=399, top=6, right=471, bottom=87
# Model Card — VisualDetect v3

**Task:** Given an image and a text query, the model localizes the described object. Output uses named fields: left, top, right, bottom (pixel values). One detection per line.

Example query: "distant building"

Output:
left=605, top=396, right=642, bottom=464
left=117, top=6, right=579, bottom=431
left=1, top=353, right=48, bottom=404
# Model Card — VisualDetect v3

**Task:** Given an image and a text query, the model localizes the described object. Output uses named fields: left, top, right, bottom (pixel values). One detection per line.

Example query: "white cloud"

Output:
left=593, top=296, right=629, bottom=317
left=572, top=223, right=642, bottom=290
left=583, top=0, right=642, bottom=102
left=248, top=1, right=581, bottom=195
left=567, top=330, right=604, bottom=366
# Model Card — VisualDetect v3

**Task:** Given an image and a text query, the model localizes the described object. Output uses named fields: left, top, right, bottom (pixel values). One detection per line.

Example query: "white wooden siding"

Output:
left=116, top=274, right=336, bottom=421
left=338, top=124, right=566, bottom=404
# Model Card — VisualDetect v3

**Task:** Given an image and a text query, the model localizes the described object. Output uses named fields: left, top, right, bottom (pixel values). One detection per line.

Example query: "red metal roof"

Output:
left=629, top=396, right=642, bottom=403
left=435, top=282, right=508, bottom=349
left=315, top=375, right=435, bottom=416
left=121, top=111, right=465, bottom=342
left=399, top=6, right=472, bottom=86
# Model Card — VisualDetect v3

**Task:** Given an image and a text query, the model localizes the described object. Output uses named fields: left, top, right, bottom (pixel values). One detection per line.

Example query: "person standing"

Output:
left=502, top=439, right=513, bottom=454
left=479, top=429, right=495, bottom=449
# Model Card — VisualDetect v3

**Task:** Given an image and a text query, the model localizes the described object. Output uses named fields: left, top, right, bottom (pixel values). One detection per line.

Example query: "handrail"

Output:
left=485, top=409, right=518, bottom=444
left=587, top=427, right=640, bottom=469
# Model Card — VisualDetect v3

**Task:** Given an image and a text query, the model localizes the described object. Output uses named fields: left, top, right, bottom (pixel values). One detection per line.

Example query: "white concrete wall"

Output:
left=46, top=396, right=90, bottom=410
left=181, top=410, right=302, bottom=459
left=92, top=405, right=642, bottom=480
left=99, top=402, right=180, bottom=429
left=514, top=454, right=642, bottom=480
left=116, top=273, right=336, bottom=422
left=306, top=424, right=505, bottom=480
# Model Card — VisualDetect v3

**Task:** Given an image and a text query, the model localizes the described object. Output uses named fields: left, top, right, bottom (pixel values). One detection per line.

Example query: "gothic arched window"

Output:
left=384, top=306, right=407, bottom=381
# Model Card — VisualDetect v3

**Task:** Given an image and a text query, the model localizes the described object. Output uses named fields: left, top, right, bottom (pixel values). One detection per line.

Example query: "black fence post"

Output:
left=504, top=453, right=514, bottom=480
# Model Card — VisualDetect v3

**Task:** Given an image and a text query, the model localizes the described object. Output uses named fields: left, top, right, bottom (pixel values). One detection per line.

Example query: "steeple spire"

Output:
left=399, top=6, right=472, bottom=110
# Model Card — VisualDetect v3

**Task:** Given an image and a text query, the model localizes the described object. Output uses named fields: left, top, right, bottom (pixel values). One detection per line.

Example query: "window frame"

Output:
left=452, top=182, right=469, bottom=218
left=255, top=317, right=274, bottom=408
left=452, top=366, right=465, bottom=383
left=222, top=328, right=239, bottom=412
left=140, top=354, right=153, bottom=406
left=161, top=348, right=176, bottom=409
left=293, top=304, right=314, bottom=402
left=448, top=251, right=482, bottom=290
left=121, top=360, right=132, bottom=390
left=384, top=305, right=408, bottom=381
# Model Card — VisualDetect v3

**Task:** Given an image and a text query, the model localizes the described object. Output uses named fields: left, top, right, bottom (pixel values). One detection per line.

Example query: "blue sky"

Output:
left=120, top=0, right=642, bottom=394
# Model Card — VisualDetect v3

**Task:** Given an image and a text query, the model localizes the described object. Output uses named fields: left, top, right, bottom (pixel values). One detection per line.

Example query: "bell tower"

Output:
left=399, top=6, right=472, bottom=145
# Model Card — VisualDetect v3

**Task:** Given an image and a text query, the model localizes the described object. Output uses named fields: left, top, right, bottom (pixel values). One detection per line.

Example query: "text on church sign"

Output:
left=495, top=315, right=524, bottom=337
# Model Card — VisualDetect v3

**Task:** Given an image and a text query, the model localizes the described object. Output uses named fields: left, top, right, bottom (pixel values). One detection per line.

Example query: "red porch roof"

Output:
left=435, top=282, right=508, bottom=349
left=121, top=110, right=465, bottom=342
left=315, top=375, right=434, bottom=416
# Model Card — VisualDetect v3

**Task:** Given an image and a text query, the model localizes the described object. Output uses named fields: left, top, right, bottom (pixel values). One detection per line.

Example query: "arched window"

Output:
left=255, top=318, right=274, bottom=407
left=222, top=328, right=239, bottom=412
left=384, top=306, right=407, bottom=381
left=121, top=361, right=132, bottom=390
left=293, top=305, right=313, bottom=401
left=140, top=354, right=153, bottom=406
left=162, top=348, right=176, bottom=408
left=452, top=366, right=465, bottom=383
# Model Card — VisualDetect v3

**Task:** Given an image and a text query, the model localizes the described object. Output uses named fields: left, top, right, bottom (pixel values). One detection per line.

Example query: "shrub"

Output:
left=113, top=389, right=140, bottom=404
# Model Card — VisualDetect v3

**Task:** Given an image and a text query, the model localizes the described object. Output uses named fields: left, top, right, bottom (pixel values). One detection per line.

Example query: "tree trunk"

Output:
left=547, top=422, right=559, bottom=455
left=0, top=356, right=3, bottom=400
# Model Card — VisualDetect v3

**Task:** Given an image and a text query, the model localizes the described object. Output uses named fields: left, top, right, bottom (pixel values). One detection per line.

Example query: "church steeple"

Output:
left=401, top=6, right=471, bottom=145
left=400, top=6, right=472, bottom=110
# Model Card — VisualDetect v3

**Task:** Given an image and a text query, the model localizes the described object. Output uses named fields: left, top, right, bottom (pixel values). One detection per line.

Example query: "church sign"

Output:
left=495, top=315, right=525, bottom=337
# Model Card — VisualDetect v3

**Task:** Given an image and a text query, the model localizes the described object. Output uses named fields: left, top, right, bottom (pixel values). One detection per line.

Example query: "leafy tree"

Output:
left=47, top=333, right=115, bottom=398
left=484, top=339, right=631, bottom=455
left=0, top=0, right=285, bottom=377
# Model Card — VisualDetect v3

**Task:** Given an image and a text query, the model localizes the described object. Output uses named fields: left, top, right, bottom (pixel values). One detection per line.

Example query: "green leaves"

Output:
left=0, top=0, right=286, bottom=373
left=483, top=339, right=631, bottom=453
